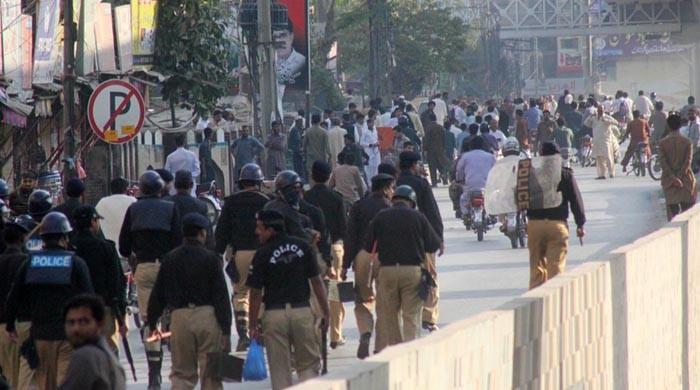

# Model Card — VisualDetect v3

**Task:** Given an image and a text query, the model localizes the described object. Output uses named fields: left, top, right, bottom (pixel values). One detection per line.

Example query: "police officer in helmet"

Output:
left=4, top=212, right=93, bottom=390
left=214, top=163, right=269, bottom=352
left=119, top=170, right=182, bottom=389
left=264, top=170, right=315, bottom=243
left=24, top=189, right=54, bottom=252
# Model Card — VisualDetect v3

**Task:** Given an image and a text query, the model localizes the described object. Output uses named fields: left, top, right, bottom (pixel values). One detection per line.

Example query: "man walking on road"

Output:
left=341, top=173, right=394, bottom=359
left=658, top=112, right=697, bottom=220
left=214, top=163, right=269, bottom=351
left=304, top=114, right=332, bottom=180
left=231, top=126, right=264, bottom=183
left=165, top=134, right=201, bottom=195
left=119, top=171, right=182, bottom=389
left=527, top=142, right=586, bottom=289
left=288, top=118, right=306, bottom=179
left=265, top=121, right=287, bottom=178
left=148, top=213, right=232, bottom=390
left=327, top=118, right=346, bottom=169
left=95, top=178, right=136, bottom=255
left=585, top=105, right=620, bottom=179
left=365, top=185, right=441, bottom=352
left=247, top=210, right=330, bottom=390
left=396, top=151, right=444, bottom=332
left=424, top=114, right=449, bottom=187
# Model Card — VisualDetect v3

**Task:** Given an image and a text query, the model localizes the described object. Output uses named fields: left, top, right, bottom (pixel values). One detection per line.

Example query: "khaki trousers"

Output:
left=169, top=306, right=223, bottom=390
left=375, top=265, right=422, bottom=353
left=232, top=250, right=256, bottom=336
left=527, top=220, right=569, bottom=289
left=15, top=322, right=33, bottom=390
left=353, top=250, right=380, bottom=336
left=595, top=153, right=615, bottom=178
left=134, top=262, right=162, bottom=353
left=262, top=306, right=320, bottom=390
left=34, top=340, right=72, bottom=390
left=329, top=242, right=345, bottom=343
left=0, top=321, right=31, bottom=389
left=421, top=252, right=439, bottom=325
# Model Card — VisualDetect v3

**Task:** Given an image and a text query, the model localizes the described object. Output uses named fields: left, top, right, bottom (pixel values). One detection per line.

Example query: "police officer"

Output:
left=396, top=151, right=444, bottom=331
left=248, top=210, right=330, bottom=390
left=0, top=217, right=32, bottom=389
left=341, top=173, right=395, bottom=359
left=304, top=161, right=347, bottom=348
left=365, top=185, right=441, bottom=352
left=70, top=206, right=127, bottom=355
left=214, top=163, right=269, bottom=352
left=164, top=170, right=211, bottom=247
left=264, top=171, right=315, bottom=243
left=119, top=171, right=182, bottom=390
left=148, top=213, right=232, bottom=390
left=4, top=212, right=93, bottom=390
left=25, top=189, right=54, bottom=252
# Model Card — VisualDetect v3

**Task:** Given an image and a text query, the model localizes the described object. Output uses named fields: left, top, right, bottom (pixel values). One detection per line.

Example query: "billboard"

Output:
left=33, top=0, right=60, bottom=84
left=557, top=37, right=583, bottom=75
left=274, top=0, right=309, bottom=114
left=131, top=0, right=157, bottom=67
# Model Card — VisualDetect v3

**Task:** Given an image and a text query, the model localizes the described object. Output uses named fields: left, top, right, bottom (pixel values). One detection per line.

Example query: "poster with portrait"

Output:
left=274, top=0, right=309, bottom=115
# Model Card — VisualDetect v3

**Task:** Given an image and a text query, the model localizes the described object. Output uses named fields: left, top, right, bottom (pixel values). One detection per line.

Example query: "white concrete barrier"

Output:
left=290, top=204, right=700, bottom=390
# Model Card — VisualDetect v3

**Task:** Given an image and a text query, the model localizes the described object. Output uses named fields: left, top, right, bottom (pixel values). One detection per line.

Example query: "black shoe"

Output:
left=595, top=176, right=606, bottom=180
left=236, top=336, right=250, bottom=352
left=422, top=322, right=439, bottom=332
left=357, top=333, right=371, bottom=359
left=330, top=338, right=346, bottom=349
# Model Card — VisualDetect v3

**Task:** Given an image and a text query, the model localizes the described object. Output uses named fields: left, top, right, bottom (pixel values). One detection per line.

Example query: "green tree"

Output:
left=336, top=0, right=478, bottom=97
left=154, top=0, right=238, bottom=116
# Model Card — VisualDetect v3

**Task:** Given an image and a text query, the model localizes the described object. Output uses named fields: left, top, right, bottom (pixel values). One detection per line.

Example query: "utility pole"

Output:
left=62, top=0, right=77, bottom=179
left=368, top=0, right=388, bottom=104
left=258, top=0, right=276, bottom=138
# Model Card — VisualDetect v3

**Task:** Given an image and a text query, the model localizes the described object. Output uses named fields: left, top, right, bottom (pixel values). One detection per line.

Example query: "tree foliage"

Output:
left=154, top=0, right=237, bottom=116
left=336, top=0, right=478, bottom=97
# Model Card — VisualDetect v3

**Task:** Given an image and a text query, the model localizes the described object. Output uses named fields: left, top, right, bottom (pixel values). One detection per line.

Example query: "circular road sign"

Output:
left=87, top=79, right=145, bottom=144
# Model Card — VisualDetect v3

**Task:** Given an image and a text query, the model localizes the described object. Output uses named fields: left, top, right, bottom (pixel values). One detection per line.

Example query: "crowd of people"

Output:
left=0, top=87, right=697, bottom=390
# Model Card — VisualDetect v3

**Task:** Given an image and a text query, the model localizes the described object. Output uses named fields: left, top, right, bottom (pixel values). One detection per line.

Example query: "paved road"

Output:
left=123, top=165, right=666, bottom=389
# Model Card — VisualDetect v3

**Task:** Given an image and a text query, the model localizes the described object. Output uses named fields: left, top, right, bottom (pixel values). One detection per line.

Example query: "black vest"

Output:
left=25, top=249, right=75, bottom=286
left=129, top=197, right=175, bottom=232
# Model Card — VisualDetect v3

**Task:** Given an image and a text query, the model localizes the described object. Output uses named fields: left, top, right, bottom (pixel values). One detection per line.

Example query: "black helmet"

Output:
left=274, top=170, right=302, bottom=191
left=239, top=163, right=264, bottom=182
left=392, top=185, right=417, bottom=206
left=139, top=170, right=164, bottom=196
left=28, top=189, right=53, bottom=217
left=7, top=214, right=34, bottom=232
left=0, top=179, right=9, bottom=198
left=40, top=211, right=72, bottom=235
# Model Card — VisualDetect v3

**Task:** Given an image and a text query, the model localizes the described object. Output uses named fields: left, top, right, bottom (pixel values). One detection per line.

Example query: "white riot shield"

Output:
left=485, top=156, right=519, bottom=215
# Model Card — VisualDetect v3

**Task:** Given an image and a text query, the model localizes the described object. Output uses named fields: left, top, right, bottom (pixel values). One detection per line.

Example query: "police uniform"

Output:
left=396, top=153, right=444, bottom=327
left=119, top=171, right=182, bottom=388
left=4, top=220, right=94, bottom=390
left=343, top=187, right=392, bottom=357
left=70, top=206, right=127, bottom=354
left=148, top=213, right=232, bottom=390
left=305, top=182, right=347, bottom=346
left=364, top=192, right=440, bottom=352
left=0, top=245, right=30, bottom=389
left=214, top=188, right=269, bottom=348
left=247, top=231, right=322, bottom=390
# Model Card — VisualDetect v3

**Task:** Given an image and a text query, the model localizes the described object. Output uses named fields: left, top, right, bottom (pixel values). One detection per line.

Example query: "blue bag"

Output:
left=243, top=339, right=268, bottom=381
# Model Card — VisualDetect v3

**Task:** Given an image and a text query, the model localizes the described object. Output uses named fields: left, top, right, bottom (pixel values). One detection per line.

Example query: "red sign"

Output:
left=87, top=79, right=145, bottom=144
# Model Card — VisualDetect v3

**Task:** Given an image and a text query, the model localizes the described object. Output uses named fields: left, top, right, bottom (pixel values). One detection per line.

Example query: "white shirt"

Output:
left=164, top=147, right=201, bottom=195
left=452, top=105, right=467, bottom=125
left=633, top=95, right=654, bottom=118
left=378, top=112, right=392, bottom=127
left=490, top=129, right=507, bottom=150
left=360, top=127, right=381, bottom=164
left=95, top=194, right=137, bottom=254
left=327, top=126, right=346, bottom=166
left=433, top=98, right=448, bottom=124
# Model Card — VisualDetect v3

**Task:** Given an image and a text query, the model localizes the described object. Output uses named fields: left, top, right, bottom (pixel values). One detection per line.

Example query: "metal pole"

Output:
left=62, top=0, right=77, bottom=179
left=258, top=0, right=275, bottom=139
left=534, top=37, right=540, bottom=97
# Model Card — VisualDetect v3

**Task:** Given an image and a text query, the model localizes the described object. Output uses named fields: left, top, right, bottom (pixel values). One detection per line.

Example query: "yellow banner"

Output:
left=131, top=0, right=157, bottom=67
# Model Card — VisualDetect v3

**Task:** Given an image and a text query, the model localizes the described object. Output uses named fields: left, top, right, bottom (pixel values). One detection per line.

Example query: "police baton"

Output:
left=321, top=319, right=328, bottom=375
left=115, top=312, right=137, bottom=381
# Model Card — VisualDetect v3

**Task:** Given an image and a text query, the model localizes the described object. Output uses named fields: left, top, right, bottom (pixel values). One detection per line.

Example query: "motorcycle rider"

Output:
left=214, top=163, right=269, bottom=351
left=455, top=136, right=497, bottom=216
left=119, top=171, right=182, bottom=389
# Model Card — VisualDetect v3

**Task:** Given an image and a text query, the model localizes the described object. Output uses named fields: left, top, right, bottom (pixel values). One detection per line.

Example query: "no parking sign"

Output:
left=87, top=79, right=145, bottom=144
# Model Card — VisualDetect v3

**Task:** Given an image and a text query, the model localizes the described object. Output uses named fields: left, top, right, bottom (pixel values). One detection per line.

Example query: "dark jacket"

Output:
left=364, top=203, right=441, bottom=266
left=9, top=188, right=32, bottom=216
left=164, top=192, right=212, bottom=247
left=304, top=184, right=347, bottom=243
left=71, top=230, right=127, bottom=315
left=147, top=238, right=232, bottom=335
left=343, top=193, right=391, bottom=269
left=299, top=199, right=332, bottom=266
left=52, top=197, right=83, bottom=227
left=396, top=171, right=444, bottom=240
left=0, top=247, right=29, bottom=324
left=527, top=167, right=586, bottom=227
left=215, top=190, right=269, bottom=253
left=5, top=245, right=93, bottom=340
left=119, top=196, right=182, bottom=261
left=264, top=198, right=314, bottom=243
left=58, top=338, right=126, bottom=390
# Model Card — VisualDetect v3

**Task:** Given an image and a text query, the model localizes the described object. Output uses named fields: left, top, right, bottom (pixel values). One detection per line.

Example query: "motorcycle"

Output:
left=197, top=180, right=223, bottom=226
left=503, top=211, right=527, bottom=249
left=647, top=144, right=662, bottom=181
left=461, top=190, right=492, bottom=242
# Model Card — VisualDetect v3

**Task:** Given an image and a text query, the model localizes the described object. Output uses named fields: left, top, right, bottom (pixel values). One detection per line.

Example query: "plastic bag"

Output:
left=242, top=339, right=268, bottom=381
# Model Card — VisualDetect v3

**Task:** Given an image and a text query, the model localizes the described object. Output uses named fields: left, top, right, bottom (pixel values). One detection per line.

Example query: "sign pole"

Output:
left=62, top=0, right=78, bottom=179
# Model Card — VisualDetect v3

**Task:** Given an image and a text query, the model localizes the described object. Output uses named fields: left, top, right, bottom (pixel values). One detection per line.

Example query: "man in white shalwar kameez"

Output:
left=360, top=123, right=381, bottom=180
left=584, top=105, right=620, bottom=179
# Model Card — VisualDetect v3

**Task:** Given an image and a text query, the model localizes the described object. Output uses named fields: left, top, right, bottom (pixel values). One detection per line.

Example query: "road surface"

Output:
left=123, top=165, right=666, bottom=389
